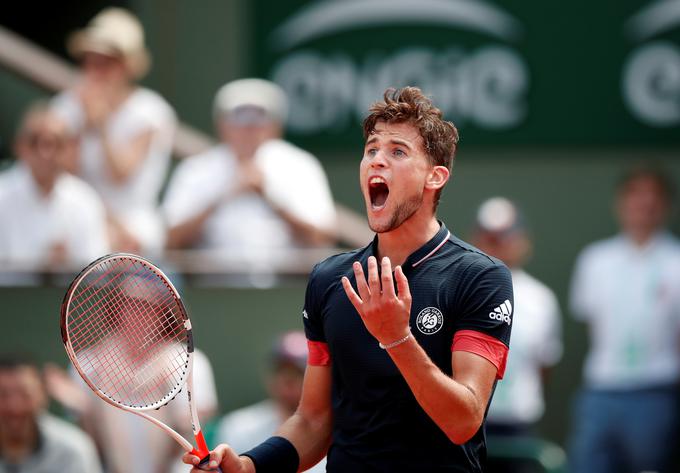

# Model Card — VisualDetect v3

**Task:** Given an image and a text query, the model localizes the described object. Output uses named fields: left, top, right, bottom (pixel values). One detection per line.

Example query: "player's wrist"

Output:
left=238, top=455, right=256, bottom=473
left=241, top=436, right=299, bottom=473
left=378, top=328, right=412, bottom=350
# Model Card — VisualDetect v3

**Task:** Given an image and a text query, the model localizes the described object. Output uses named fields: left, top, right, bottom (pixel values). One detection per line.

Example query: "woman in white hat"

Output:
left=51, top=7, right=176, bottom=256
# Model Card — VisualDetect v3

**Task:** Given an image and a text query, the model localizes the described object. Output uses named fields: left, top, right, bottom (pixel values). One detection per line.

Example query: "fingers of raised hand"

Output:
left=380, top=257, right=396, bottom=297
left=341, top=276, right=363, bottom=312
left=395, top=265, right=412, bottom=304
left=367, top=256, right=381, bottom=294
left=352, top=261, right=370, bottom=300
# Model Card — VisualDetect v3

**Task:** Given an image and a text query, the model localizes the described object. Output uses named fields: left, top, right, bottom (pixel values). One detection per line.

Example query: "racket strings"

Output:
left=67, top=257, right=190, bottom=408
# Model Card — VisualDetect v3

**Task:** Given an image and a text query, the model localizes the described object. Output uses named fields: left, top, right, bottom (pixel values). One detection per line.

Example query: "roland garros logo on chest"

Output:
left=416, top=307, right=444, bottom=335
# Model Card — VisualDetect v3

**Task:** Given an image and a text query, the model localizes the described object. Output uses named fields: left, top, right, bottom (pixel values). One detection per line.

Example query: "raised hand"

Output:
left=341, top=256, right=412, bottom=347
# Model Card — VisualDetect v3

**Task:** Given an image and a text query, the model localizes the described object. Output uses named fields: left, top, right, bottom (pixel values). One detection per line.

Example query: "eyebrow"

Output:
left=365, top=136, right=414, bottom=150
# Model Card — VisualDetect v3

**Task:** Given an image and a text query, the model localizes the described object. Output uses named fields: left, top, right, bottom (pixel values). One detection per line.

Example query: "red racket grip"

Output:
left=192, top=431, right=220, bottom=471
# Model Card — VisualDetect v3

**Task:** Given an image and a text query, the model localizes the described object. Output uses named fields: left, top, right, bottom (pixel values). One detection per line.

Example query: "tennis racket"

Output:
left=60, top=253, right=217, bottom=470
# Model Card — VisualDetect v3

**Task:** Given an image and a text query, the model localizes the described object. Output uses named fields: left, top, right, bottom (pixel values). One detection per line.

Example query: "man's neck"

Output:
left=376, top=216, right=441, bottom=267
left=625, top=226, right=662, bottom=247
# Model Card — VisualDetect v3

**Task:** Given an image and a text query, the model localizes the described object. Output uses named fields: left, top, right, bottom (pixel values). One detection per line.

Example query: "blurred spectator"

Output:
left=0, top=102, right=109, bottom=279
left=214, top=331, right=326, bottom=472
left=51, top=7, right=177, bottom=256
left=46, top=349, right=217, bottom=473
left=568, top=166, right=680, bottom=473
left=162, top=78, right=337, bottom=267
left=0, top=354, right=103, bottom=473
left=470, top=197, right=562, bottom=472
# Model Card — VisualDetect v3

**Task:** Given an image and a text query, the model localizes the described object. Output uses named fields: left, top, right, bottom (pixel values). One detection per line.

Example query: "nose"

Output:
left=369, top=150, right=388, bottom=168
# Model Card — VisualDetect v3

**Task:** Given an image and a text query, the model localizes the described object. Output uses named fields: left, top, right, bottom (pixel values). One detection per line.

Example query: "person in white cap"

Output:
left=51, top=7, right=177, bottom=257
left=469, top=197, right=562, bottom=471
left=162, top=78, right=337, bottom=268
left=214, top=331, right=326, bottom=472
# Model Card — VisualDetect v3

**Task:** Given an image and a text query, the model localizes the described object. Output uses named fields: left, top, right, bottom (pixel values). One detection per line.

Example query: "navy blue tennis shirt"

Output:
left=303, top=223, right=513, bottom=472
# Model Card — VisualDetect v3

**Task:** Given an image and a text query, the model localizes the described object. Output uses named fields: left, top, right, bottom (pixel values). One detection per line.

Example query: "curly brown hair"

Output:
left=363, top=87, right=459, bottom=209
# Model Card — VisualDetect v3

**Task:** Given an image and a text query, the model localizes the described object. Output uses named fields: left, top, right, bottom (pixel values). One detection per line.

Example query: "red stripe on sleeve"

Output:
left=451, top=330, right=509, bottom=379
left=307, top=340, right=331, bottom=366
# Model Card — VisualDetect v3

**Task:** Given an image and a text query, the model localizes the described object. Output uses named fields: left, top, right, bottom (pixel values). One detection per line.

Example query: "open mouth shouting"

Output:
left=368, top=176, right=389, bottom=211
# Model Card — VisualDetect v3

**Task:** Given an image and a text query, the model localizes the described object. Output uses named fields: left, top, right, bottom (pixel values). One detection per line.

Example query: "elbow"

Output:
left=444, top=415, right=484, bottom=445
left=447, top=429, right=477, bottom=446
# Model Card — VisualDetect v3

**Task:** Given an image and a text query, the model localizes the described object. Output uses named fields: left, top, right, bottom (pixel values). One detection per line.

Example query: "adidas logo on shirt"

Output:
left=489, top=300, right=512, bottom=325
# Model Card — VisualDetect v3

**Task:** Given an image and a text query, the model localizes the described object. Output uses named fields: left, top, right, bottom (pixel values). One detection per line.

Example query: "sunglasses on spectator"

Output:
left=225, top=106, right=274, bottom=126
left=22, top=132, right=70, bottom=152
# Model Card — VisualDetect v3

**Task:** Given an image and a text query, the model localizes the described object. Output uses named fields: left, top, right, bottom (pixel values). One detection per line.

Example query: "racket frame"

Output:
left=60, top=253, right=210, bottom=459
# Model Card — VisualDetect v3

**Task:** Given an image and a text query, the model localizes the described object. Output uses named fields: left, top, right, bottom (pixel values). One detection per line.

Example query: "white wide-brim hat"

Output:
left=67, top=7, right=151, bottom=79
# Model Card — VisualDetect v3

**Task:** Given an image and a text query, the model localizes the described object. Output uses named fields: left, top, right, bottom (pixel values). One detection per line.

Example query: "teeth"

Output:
left=369, top=176, right=386, bottom=185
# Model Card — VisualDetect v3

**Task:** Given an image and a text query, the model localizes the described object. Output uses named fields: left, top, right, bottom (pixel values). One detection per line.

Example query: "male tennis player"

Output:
left=184, top=86, right=513, bottom=472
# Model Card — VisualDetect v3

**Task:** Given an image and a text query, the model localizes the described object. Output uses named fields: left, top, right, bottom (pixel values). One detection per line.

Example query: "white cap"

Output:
left=476, top=197, right=524, bottom=234
left=213, top=78, right=288, bottom=123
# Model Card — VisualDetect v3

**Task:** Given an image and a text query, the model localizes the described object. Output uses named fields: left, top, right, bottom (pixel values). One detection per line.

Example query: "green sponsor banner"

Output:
left=252, top=0, right=680, bottom=150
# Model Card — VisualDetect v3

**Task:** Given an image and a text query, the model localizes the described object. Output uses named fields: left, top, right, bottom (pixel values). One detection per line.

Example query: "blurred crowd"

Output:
left=0, top=8, right=338, bottom=285
left=1, top=7, right=679, bottom=473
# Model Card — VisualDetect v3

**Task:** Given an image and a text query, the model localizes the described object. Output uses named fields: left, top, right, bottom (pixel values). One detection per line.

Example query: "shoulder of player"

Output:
left=444, top=233, right=509, bottom=274
left=310, top=246, right=370, bottom=283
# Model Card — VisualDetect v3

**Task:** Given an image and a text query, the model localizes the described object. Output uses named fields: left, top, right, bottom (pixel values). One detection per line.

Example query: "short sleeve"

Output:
left=302, top=264, right=326, bottom=343
left=454, top=262, right=514, bottom=346
left=569, top=248, right=596, bottom=321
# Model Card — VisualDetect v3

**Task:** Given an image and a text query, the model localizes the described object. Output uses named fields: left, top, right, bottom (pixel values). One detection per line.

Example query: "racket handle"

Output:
left=197, top=454, right=222, bottom=471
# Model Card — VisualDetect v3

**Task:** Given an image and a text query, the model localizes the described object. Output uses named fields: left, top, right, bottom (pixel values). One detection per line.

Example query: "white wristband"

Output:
left=379, top=329, right=412, bottom=350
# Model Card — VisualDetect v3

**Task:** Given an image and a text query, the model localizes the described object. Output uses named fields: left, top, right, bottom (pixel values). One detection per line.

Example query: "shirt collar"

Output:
left=368, top=221, right=451, bottom=268
left=620, top=230, right=670, bottom=254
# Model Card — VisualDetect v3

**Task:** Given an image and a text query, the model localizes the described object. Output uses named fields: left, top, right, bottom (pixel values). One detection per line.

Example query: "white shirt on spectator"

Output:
left=0, top=163, right=109, bottom=271
left=487, top=269, right=563, bottom=425
left=51, top=87, right=176, bottom=254
left=570, top=232, right=680, bottom=389
left=162, top=139, right=336, bottom=262
left=215, top=399, right=326, bottom=473
left=0, top=413, right=104, bottom=473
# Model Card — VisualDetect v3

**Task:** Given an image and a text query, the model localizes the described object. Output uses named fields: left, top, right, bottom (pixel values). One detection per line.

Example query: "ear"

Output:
left=425, top=165, right=450, bottom=191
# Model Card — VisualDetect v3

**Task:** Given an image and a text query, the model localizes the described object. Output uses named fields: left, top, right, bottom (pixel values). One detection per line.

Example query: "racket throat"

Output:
left=192, top=430, right=210, bottom=460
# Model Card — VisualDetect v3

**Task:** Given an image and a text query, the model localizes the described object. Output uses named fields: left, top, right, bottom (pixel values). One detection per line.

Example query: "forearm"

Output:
left=268, top=202, right=336, bottom=247
left=165, top=206, right=216, bottom=249
left=386, top=337, right=486, bottom=444
left=275, top=408, right=332, bottom=471
left=98, top=129, right=153, bottom=183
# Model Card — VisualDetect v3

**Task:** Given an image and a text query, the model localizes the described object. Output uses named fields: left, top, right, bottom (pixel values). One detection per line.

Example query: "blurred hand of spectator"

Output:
left=43, top=362, right=89, bottom=415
